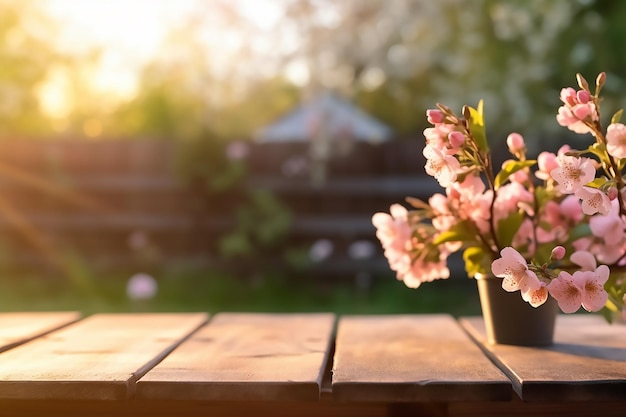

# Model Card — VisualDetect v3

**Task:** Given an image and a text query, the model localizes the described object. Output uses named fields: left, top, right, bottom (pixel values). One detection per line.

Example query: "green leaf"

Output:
left=463, top=100, right=488, bottom=151
left=586, top=177, right=607, bottom=189
left=611, top=109, right=623, bottom=125
left=569, top=223, right=591, bottom=241
left=496, top=211, right=525, bottom=248
left=494, top=160, right=536, bottom=188
left=585, top=142, right=607, bottom=159
left=432, top=221, right=475, bottom=245
left=463, top=246, right=488, bottom=278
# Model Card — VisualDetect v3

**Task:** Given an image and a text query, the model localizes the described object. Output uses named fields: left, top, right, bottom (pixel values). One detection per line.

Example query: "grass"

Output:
left=0, top=264, right=482, bottom=317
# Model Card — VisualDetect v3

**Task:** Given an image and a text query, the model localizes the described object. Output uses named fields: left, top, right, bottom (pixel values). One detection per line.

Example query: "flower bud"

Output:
left=608, top=187, right=618, bottom=201
left=572, top=103, right=591, bottom=120
left=426, top=109, right=444, bottom=124
left=551, top=246, right=566, bottom=261
left=576, top=73, right=590, bottom=92
left=576, top=90, right=591, bottom=104
left=596, top=72, right=606, bottom=90
left=506, top=133, right=525, bottom=154
left=448, top=131, right=465, bottom=148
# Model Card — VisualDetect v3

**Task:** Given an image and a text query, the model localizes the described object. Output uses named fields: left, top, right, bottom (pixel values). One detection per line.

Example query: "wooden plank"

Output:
left=0, top=313, right=208, bottom=401
left=137, top=313, right=336, bottom=401
left=332, top=314, right=512, bottom=403
left=0, top=312, right=80, bottom=352
left=460, top=315, right=626, bottom=402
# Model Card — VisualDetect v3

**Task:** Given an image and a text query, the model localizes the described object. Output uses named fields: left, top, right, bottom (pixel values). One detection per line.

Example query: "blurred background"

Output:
left=0, top=0, right=623, bottom=314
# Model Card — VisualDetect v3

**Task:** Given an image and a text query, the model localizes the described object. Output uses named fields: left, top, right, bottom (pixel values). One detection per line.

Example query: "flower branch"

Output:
left=373, top=72, right=626, bottom=321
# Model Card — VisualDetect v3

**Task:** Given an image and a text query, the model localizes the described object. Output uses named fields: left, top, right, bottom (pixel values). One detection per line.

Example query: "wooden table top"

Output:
left=0, top=312, right=624, bottom=417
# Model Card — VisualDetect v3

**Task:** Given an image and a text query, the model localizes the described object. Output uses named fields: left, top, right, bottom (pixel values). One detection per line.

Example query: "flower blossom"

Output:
left=535, top=200, right=573, bottom=244
left=423, top=145, right=461, bottom=187
left=522, top=283, right=549, bottom=307
left=569, top=250, right=597, bottom=271
left=575, top=186, right=611, bottom=215
left=550, top=154, right=596, bottom=194
left=606, top=122, right=626, bottom=159
left=587, top=199, right=626, bottom=264
left=547, top=271, right=583, bottom=313
left=372, top=204, right=411, bottom=259
left=423, top=124, right=455, bottom=152
left=556, top=87, right=598, bottom=134
left=373, top=73, right=626, bottom=320
left=506, top=133, right=525, bottom=155
left=548, top=266, right=609, bottom=313
left=491, top=247, right=541, bottom=295
left=426, top=109, right=444, bottom=124
left=535, top=145, right=570, bottom=181
left=372, top=204, right=450, bottom=289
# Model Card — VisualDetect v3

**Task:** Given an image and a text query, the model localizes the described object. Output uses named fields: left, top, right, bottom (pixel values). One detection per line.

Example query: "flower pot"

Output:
left=476, top=275, right=558, bottom=346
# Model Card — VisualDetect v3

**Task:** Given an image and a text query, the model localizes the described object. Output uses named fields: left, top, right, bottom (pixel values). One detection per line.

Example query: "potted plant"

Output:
left=373, top=72, right=626, bottom=345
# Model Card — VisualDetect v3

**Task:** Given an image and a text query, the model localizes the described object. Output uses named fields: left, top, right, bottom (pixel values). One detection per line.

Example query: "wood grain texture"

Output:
left=332, top=314, right=512, bottom=403
left=0, top=312, right=80, bottom=352
left=460, top=315, right=626, bottom=401
left=137, top=313, right=336, bottom=401
left=0, top=313, right=208, bottom=401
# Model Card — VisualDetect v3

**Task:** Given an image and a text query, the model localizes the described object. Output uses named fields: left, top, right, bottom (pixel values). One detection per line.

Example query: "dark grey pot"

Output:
left=476, top=275, right=558, bottom=346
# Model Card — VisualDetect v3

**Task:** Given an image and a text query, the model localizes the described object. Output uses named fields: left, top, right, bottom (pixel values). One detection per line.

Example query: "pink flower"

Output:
left=506, top=133, right=525, bottom=154
left=448, top=131, right=465, bottom=150
left=556, top=87, right=598, bottom=134
left=426, top=109, right=444, bottom=124
left=401, top=255, right=451, bottom=289
left=373, top=204, right=451, bottom=289
left=536, top=201, right=569, bottom=243
left=536, top=145, right=572, bottom=181
left=548, top=271, right=583, bottom=313
left=423, top=145, right=461, bottom=187
left=372, top=204, right=411, bottom=251
left=550, top=154, right=596, bottom=194
left=423, top=124, right=455, bottom=152
left=569, top=250, right=597, bottom=271
left=551, top=246, right=566, bottom=261
left=548, top=267, right=609, bottom=313
left=522, top=283, right=549, bottom=307
left=491, top=247, right=541, bottom=294
left=430, top=194, right=456, bottom=231
left=606, top=123, right=626, bottom=159
left=494, top=182, right=534, bottom=219
left=589, top=200, right=625, bottom=245
left=559, top=195, right=584, bottom=223
left=577, top=265, right=609, bottom=312
left=575, top=186, right=611, bottom=215
left=536, top=151, right=558, bottom=180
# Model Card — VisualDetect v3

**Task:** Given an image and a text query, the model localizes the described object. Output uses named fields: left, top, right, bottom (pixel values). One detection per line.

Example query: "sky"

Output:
left=37, top=0, right=288, bottom=116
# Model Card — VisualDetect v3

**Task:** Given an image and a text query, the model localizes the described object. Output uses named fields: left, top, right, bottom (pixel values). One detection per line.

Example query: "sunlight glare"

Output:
left=36, top=65, right=74, bottom=119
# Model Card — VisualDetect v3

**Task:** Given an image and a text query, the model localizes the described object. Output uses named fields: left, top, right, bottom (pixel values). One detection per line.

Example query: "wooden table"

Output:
left=0, top=312, right=623, bottom=417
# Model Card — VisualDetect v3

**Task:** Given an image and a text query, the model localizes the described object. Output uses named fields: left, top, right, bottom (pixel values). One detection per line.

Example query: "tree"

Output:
left=0, top=1, right=60, bottom=137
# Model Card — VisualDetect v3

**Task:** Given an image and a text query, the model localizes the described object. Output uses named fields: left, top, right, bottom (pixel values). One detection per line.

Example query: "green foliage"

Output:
left=494, top=160, right=537, bottom=188
left=496, top=211, right=525, bottom=248
left=463, top=101, right=488, bottom=152
left=0, top=267, right=482, bottom=316
left=611, top=109, right=623, bottom=125
left=219, top=189, right=292, bottom=258
left=463, top=246, right=488, bottom=278
left=174, top=131, right=246, bottom=192
left=432, top=221, right=475, bottom=245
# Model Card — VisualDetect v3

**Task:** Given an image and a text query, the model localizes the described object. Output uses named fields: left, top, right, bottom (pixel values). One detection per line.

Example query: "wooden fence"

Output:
left=0, top=138, right=446, bottom=279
